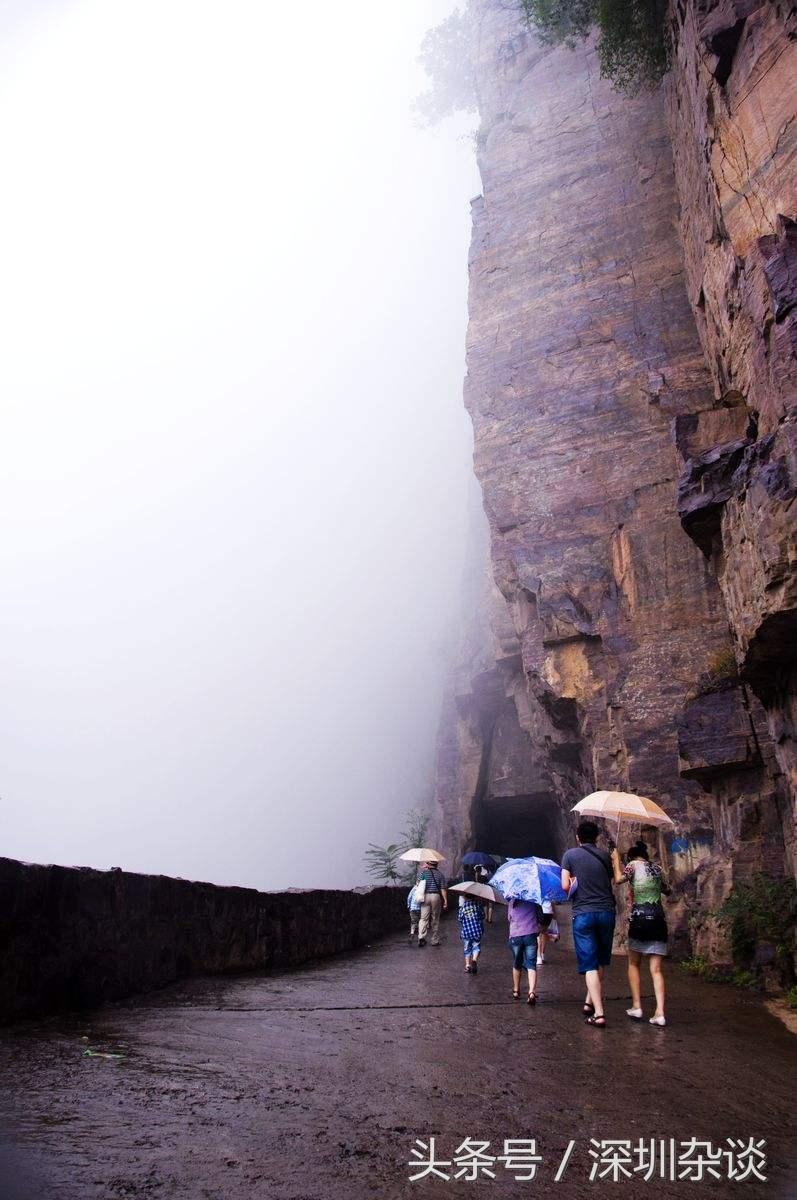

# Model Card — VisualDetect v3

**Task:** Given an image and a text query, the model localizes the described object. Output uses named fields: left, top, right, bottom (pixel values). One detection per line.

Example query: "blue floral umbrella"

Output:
left=462, top=851, right=498, bottom=867
left=490, top=856, right=568, bottom=904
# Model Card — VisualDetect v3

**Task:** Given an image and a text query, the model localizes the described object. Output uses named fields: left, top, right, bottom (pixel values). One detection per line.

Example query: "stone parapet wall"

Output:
left=0, top=857, right=405, bottom=1024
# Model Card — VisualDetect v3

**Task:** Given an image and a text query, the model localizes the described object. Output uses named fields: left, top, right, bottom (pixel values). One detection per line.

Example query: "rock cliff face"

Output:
left=666, top=0, right=797, bottom=849
left=431, top=0, right=795, bottom=960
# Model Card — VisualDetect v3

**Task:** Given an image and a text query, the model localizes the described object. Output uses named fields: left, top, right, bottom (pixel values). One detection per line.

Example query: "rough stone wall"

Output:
left=432, top=0, right=792, bottom=959
left=665, top=0, right=797, bottom=868
left=431, top=557, right=574, bottom=873
left=0, top=857, right=405, bottom=1023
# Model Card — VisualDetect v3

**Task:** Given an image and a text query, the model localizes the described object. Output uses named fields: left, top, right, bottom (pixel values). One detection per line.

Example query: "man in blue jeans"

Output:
left=561, top=820, right=620, bottom=1027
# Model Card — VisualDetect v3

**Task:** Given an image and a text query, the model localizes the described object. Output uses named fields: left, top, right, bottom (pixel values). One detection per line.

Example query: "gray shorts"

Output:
left=628, top=938, right=668, bottom=956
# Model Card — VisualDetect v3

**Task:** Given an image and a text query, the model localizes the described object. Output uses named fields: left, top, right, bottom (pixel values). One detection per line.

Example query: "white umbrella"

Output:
left=449, top=881, right=506, bottom=905
left=399, top=847, right=445, bottom=863
left=572, top=791, right=674, bottom=829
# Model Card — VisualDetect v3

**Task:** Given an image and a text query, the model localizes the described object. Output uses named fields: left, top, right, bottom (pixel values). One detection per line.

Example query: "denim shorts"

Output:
left=462, top=938, right=481, bottom=957
left=572, top=910, right=616, bottom=973
left=508, top=933, right=538, bottom=970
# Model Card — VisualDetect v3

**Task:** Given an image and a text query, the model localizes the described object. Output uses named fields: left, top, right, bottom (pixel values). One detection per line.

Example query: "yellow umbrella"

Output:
left=399, top=847, right=446, bottom=863
left=572, top=791, right=674, bottom=829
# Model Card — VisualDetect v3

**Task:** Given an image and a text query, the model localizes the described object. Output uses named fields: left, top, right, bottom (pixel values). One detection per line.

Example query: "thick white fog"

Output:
left=0, top=1, right=480, bottom=890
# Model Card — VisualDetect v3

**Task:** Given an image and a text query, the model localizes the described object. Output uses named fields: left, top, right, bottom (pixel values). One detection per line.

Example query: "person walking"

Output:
left=417, top=860, right=447, bottom=947
left=537, top=900, right=559, bottom=964
left=458, top=893, right=490, bottom=973
left=613, top=840, right=670, bottom=1026
left=507, top=898, right=543, bottom=1005
left=561, top=820, right=621, bottom=1027
left=407, top=880, right=423, bottom=944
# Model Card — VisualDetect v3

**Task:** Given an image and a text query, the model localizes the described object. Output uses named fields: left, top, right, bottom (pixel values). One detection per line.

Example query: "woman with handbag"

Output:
left=614, top=840, right=670, bottom=1026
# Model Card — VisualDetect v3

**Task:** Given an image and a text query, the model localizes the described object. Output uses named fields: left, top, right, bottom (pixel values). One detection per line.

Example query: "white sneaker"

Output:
left=649, top=1015, right=666, bottom=1026
left=626, top=1008, right=643, bottom=1020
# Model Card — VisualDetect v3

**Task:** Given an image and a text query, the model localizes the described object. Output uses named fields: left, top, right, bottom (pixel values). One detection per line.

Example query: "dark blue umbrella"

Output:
left=462, top=851, right=498, bottom=867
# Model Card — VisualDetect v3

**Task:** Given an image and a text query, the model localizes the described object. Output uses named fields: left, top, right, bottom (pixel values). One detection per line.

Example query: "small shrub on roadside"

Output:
left=717, top=874, right=797, bottom=985
left=679, top=958, right=760, bottom=990
left=729, top=969, right=759, bottom=991
left=681, top=955, right=721, bottom=982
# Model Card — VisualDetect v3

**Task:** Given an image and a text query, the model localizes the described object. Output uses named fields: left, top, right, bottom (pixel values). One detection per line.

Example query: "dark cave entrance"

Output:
left=475, top=793, right=564, bottom=861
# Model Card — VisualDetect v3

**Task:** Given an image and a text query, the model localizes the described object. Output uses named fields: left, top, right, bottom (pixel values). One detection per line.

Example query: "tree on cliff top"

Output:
left=414, top=7, right=477, bottom=126
left=521, top=0, right=670, bottom=93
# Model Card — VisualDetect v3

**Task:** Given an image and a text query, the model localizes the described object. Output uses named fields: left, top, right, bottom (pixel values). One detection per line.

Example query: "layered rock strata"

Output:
left=666, top=0, right=797, bottom=859
left=432, top=0, right=794, bottom=959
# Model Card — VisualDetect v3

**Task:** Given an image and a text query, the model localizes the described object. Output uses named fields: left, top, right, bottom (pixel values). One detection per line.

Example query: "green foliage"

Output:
left=522, top=0, right=594, bottom=46
left=363, top=843, right=404, bottom=884
left=681, top=877, right=797, bottom=992
left=688, top=645, right=740, bottom=700
left=702, top=646, right=740, bottom=687
left=521, top=0, right=669, bottom=93
left=398, top=808, right=432, bottom=884
left=680, top=955, right=721, bottom=981
left=716, top=874, right=797, bottom=978
left=786, top=985, right=797, bottom=1011
left=729, top=968, right=759, bottom=990
left=414, top=8, right=477, bottom=126
left=707, top=646, right=739, bottom=679
left=684, top=645, right=740, bottom=701
left=679, top=957, right=760, bottom=991
left=401, top=808, right=430, bottom=852
left=363, top=808, right=433, bottom=885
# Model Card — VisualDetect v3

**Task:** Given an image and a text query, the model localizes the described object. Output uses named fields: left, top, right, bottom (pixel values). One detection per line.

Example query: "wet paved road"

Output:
left=0, top=914, right=795, bottom=1200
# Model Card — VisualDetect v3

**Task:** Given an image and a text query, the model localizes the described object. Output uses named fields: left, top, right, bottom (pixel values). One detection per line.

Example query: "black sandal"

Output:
left=582, top=1002, right=595, bottom=1015
left=585, top=1014, right=606, bottom=1027
left=512, top=990, right=520, bottom=999
left=527, top=992, right=537, bottom=1006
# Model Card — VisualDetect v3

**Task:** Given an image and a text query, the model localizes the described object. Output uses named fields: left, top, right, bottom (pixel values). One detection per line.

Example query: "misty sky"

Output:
left=0, top=1, right=481, bottom=890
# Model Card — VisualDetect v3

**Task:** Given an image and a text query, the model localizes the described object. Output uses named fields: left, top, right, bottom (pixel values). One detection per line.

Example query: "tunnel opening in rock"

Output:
left=475, top=793, right=564, bottom=861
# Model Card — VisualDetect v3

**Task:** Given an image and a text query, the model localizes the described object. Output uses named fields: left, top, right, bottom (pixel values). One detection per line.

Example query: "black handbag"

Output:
left=628, top=902, right=668, bottom=943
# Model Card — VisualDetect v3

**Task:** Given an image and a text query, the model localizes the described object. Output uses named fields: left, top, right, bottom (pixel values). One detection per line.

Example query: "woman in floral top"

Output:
left=613, top=840, right=671, bottom=1026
